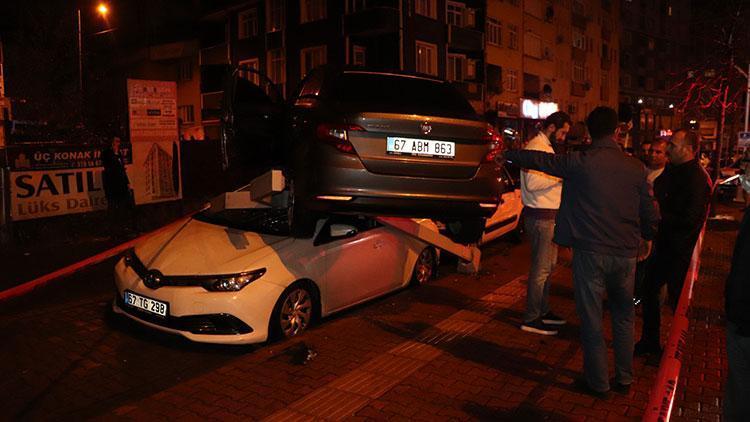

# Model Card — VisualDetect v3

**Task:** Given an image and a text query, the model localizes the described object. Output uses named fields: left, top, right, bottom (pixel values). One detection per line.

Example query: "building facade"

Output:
left=618, top=0, right=690, bottom=146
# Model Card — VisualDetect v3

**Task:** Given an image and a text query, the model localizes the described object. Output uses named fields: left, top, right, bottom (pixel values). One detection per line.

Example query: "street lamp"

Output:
left=637, top=98, right=644, bottom=104
left=77, top=3, right=112, bottom=92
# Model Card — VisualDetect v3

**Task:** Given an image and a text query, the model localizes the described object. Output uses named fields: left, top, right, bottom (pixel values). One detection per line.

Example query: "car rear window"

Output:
left=328, top=73, right=477, bottom=118
left=194, top=208, right=290, bottom=236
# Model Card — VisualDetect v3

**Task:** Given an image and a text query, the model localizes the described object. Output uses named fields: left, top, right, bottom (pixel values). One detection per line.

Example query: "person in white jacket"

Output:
left=520, top=112, right=572, bottom=335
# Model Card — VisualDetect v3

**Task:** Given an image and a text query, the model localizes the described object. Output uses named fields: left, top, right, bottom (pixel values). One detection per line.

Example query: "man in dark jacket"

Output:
left=635, top=129, right=712, bottom=356
left=725, top=208, right=750, bottom=420
left=102, top=136, right=134, bottom=236
left=503, top=107, right=660, bottom=397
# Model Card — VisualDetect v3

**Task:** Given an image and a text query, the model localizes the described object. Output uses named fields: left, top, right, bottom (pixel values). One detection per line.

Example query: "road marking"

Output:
left=263, top=274, right=529, bottom=421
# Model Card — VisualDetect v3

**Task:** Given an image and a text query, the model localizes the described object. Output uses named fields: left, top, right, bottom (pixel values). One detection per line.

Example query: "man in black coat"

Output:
left=503, top=107, right=660, bottom=397
left=102, top=136, right=134, bottom=235
left=725, top=208, right=750, bottom=420
left=635, top=129, right=712, bottom=356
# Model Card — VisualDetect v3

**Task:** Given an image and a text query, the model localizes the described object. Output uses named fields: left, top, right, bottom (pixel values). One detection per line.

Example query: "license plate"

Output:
left=386, top=137, right=455, bottom=159
left=124, top=290, right=168, bottom=317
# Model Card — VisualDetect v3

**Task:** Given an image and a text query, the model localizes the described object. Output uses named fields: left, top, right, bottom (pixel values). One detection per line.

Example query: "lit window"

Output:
left=179, top=59, right=193, bottom=81
left=178, top=105, right=194, bottom=124
left=239, top=58, right=260, bottom=86
left=508, top=25, right=519, bottom=49
left=447, top=2, right=465, bottom=26
left=573, top=62, right=585, bottom=83
left=447, top=54, right=466, bottom=81
left=415, top=41, right=438, bottom=76
left=267, top=49, right=286, bottom=94
left=301, top=0, right=327, bottom=23
left=238, top=8, right=258, bottom=39
left=506, top=69, right=518, bottom=92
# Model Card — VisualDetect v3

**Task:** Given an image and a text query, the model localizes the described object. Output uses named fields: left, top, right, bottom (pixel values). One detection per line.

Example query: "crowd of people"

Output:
left=500, top=106, right=749, bottom=419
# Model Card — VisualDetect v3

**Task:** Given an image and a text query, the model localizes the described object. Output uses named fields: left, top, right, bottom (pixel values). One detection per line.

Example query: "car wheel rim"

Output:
left=280, top=288, right=312, bottom=337
left=415, top=249, right=433, bottom=285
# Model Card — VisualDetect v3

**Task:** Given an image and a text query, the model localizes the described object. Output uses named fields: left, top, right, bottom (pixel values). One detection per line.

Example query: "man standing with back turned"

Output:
left=519, top=111, right=571, bottom=336
left=503, top=107, right=659, bottom=397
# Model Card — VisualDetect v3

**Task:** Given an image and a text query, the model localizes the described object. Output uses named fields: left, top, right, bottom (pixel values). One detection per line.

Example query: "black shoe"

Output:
left=572, top=378, right=611, bottom=400
left=634, top=341, right=663, bottom=357
left=610, top=379, right=631, bottom=394
left=520, top=318, right=558, bottom=335
left=541, top=312, right=567, bottom=326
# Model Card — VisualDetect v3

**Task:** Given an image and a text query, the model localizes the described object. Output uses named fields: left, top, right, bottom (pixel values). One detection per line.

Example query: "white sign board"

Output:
left=127, top=79, right=182, bottom=205
left=10, top=168, right=107, bottom=221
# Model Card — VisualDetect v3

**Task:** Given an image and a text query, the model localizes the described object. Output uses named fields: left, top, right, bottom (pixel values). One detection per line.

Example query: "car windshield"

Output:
left=194, top=208, right=290, bottom=236
left=328, top=72, right=477, bottom=118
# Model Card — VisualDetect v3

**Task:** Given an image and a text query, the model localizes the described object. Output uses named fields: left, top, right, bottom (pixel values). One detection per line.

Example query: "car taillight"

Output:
left=482, top=124, right=503, bottom=163
left=316, top=123, right=365, bottom=154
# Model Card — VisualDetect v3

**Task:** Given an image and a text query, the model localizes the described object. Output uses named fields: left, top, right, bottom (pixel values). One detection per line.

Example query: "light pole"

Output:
left=76, top=3, right=110, bottom=93
left=734, top=63, right=750, bottom=133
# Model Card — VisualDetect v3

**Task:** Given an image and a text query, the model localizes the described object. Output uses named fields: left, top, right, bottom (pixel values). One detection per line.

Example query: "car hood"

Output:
left=133, top=218, right=294, bottom=276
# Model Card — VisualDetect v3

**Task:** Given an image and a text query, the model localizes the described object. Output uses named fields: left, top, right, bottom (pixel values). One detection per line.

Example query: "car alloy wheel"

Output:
left=412, top=248, right=435, bottom=285
left=279, top=287, right=313, bottom=338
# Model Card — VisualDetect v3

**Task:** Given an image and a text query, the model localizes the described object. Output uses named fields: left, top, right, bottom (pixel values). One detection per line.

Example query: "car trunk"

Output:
left=346, top=112, right=488, bottom=179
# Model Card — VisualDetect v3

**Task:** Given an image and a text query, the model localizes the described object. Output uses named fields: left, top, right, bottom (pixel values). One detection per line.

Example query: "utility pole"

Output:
left=77, top=9, right=83, bottom=93
left=715, top=83, right=730, bottom=181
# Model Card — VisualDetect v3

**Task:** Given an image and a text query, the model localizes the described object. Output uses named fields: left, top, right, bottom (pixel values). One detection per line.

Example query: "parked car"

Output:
left=222, top=66, right=504, bottom=242
left=481, top=165, right=523, bottom=244
left=112, top=208, right=439, bottom=345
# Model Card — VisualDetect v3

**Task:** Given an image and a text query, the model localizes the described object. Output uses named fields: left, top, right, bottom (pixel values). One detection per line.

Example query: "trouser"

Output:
left=107, top=195, right=136, bottom=236
left=725, top=321, right=750, bottom=421
left=640, top=247, right=693, bottom=346
left=572, top=249, right=636, bottom=392
left=523, top=216, right=558, bottom=322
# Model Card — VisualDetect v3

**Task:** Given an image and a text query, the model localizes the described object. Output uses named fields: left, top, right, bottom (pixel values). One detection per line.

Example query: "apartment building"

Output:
left=486, top=0, right=620, bottom=142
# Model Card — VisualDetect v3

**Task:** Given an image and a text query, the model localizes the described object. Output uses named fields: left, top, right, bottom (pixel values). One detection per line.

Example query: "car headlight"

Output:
left=201, top=268, right=267, bottom=292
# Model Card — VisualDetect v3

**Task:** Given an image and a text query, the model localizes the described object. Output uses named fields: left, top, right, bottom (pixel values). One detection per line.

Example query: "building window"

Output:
left=179, top=59, right=193, bottom=81
left=301, top=0, right=327, bottom=23
left=266, top=0, right=285, bottom=32
left=447, top=54, right=466, bottom=81
left=415, top=0, right=437, bottom=19
left=506, top=69, right=518, bottom=92
left=416, top=41, right=438, bottom=76
left=600, top=71, right=609, bottom=101
left=301, top=45, right=327, bottom=77
left=572, top=29, right=585, bottom=49
left=178, top=105, right=194, bottom=124
left=487, top=18, right=502, bottom=46
left=508, top=25, right=519, bottom=50
left=239, top=58, right=260, bottom=85
left=238, top=8, right=258, bottom=39
left=267, top=49, right=286, bottom=92
left=447, top=2, right=465, bottom=26
left=573, top=62, right=585, bottom=83
left=524, top=32, right=542, bottom=59
left=352, top=45, right=366, bottom=66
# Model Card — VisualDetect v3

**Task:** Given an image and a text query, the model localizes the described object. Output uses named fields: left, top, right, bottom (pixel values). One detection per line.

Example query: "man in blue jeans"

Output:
left=519, top=112, right=571, bottom=335
left=503, top=107, right=659, bottom=398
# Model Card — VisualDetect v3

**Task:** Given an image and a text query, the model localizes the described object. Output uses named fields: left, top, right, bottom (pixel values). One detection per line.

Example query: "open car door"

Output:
left=220, top=66, right=285, bottom=173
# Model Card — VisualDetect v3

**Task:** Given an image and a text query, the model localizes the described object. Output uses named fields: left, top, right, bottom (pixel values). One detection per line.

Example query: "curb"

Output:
left=0, top=214, right=195, bottom=303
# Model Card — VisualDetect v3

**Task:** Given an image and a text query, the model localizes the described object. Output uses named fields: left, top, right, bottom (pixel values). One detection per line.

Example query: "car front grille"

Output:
left=116, top=296, right=253, bottom=335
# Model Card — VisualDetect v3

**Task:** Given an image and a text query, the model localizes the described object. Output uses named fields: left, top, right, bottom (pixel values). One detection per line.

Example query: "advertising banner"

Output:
left=127, top=79, right=182, bottom=205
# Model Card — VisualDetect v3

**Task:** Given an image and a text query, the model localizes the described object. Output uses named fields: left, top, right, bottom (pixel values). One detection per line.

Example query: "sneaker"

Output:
left=572, top=378, right=611, bottom=400
left=541, top=312, right=567, bottom=325
left=610, top=379, right=631, bottom=395
left=634, top=340, right=663, bottom=357
left=521, top=318, right=559, bottom=335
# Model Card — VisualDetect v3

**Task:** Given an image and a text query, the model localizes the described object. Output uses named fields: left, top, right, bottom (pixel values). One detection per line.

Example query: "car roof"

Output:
left=341, top=70, right=444, bottom=83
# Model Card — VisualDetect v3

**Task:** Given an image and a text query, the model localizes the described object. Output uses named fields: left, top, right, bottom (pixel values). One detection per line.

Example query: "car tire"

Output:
left=411, top=248, right=437, bottom=286
left=269, top=283, right=318, bottom=341
left=287, top=177, right=317, bottom=238
left=447, top=218, right=486, bottom=244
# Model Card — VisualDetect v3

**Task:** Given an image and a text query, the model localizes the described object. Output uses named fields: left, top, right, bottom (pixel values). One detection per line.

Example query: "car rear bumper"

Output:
left=302, top=149, right=502, bottom=219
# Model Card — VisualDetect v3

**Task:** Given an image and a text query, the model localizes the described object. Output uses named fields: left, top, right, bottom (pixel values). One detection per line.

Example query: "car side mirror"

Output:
left=330, top=224, right=357, bottom=239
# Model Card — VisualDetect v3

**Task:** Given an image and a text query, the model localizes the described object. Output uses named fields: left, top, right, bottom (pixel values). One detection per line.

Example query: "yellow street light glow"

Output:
left=97, top=4, right=109, bottom=16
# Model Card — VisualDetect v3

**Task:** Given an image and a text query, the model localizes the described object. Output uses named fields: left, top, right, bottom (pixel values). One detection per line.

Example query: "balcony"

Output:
left=448, top=25, right=483, bottom=52
left=343, top=7, right=399, bottom=36
left=571, top=81, right=587, bottom=97
left=572, top=12, right=587, bottom=29
left=451, top=80, right=483, bottom=102
left=199, top=43, right=229, bottom=66
left=572, top=47, right=586, bottom=62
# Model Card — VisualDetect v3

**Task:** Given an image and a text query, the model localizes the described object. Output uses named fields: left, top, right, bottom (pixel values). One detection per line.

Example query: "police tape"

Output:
left=643, top=228, right=705, bottom=422
left=0, top=213, right=196, bottom=302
